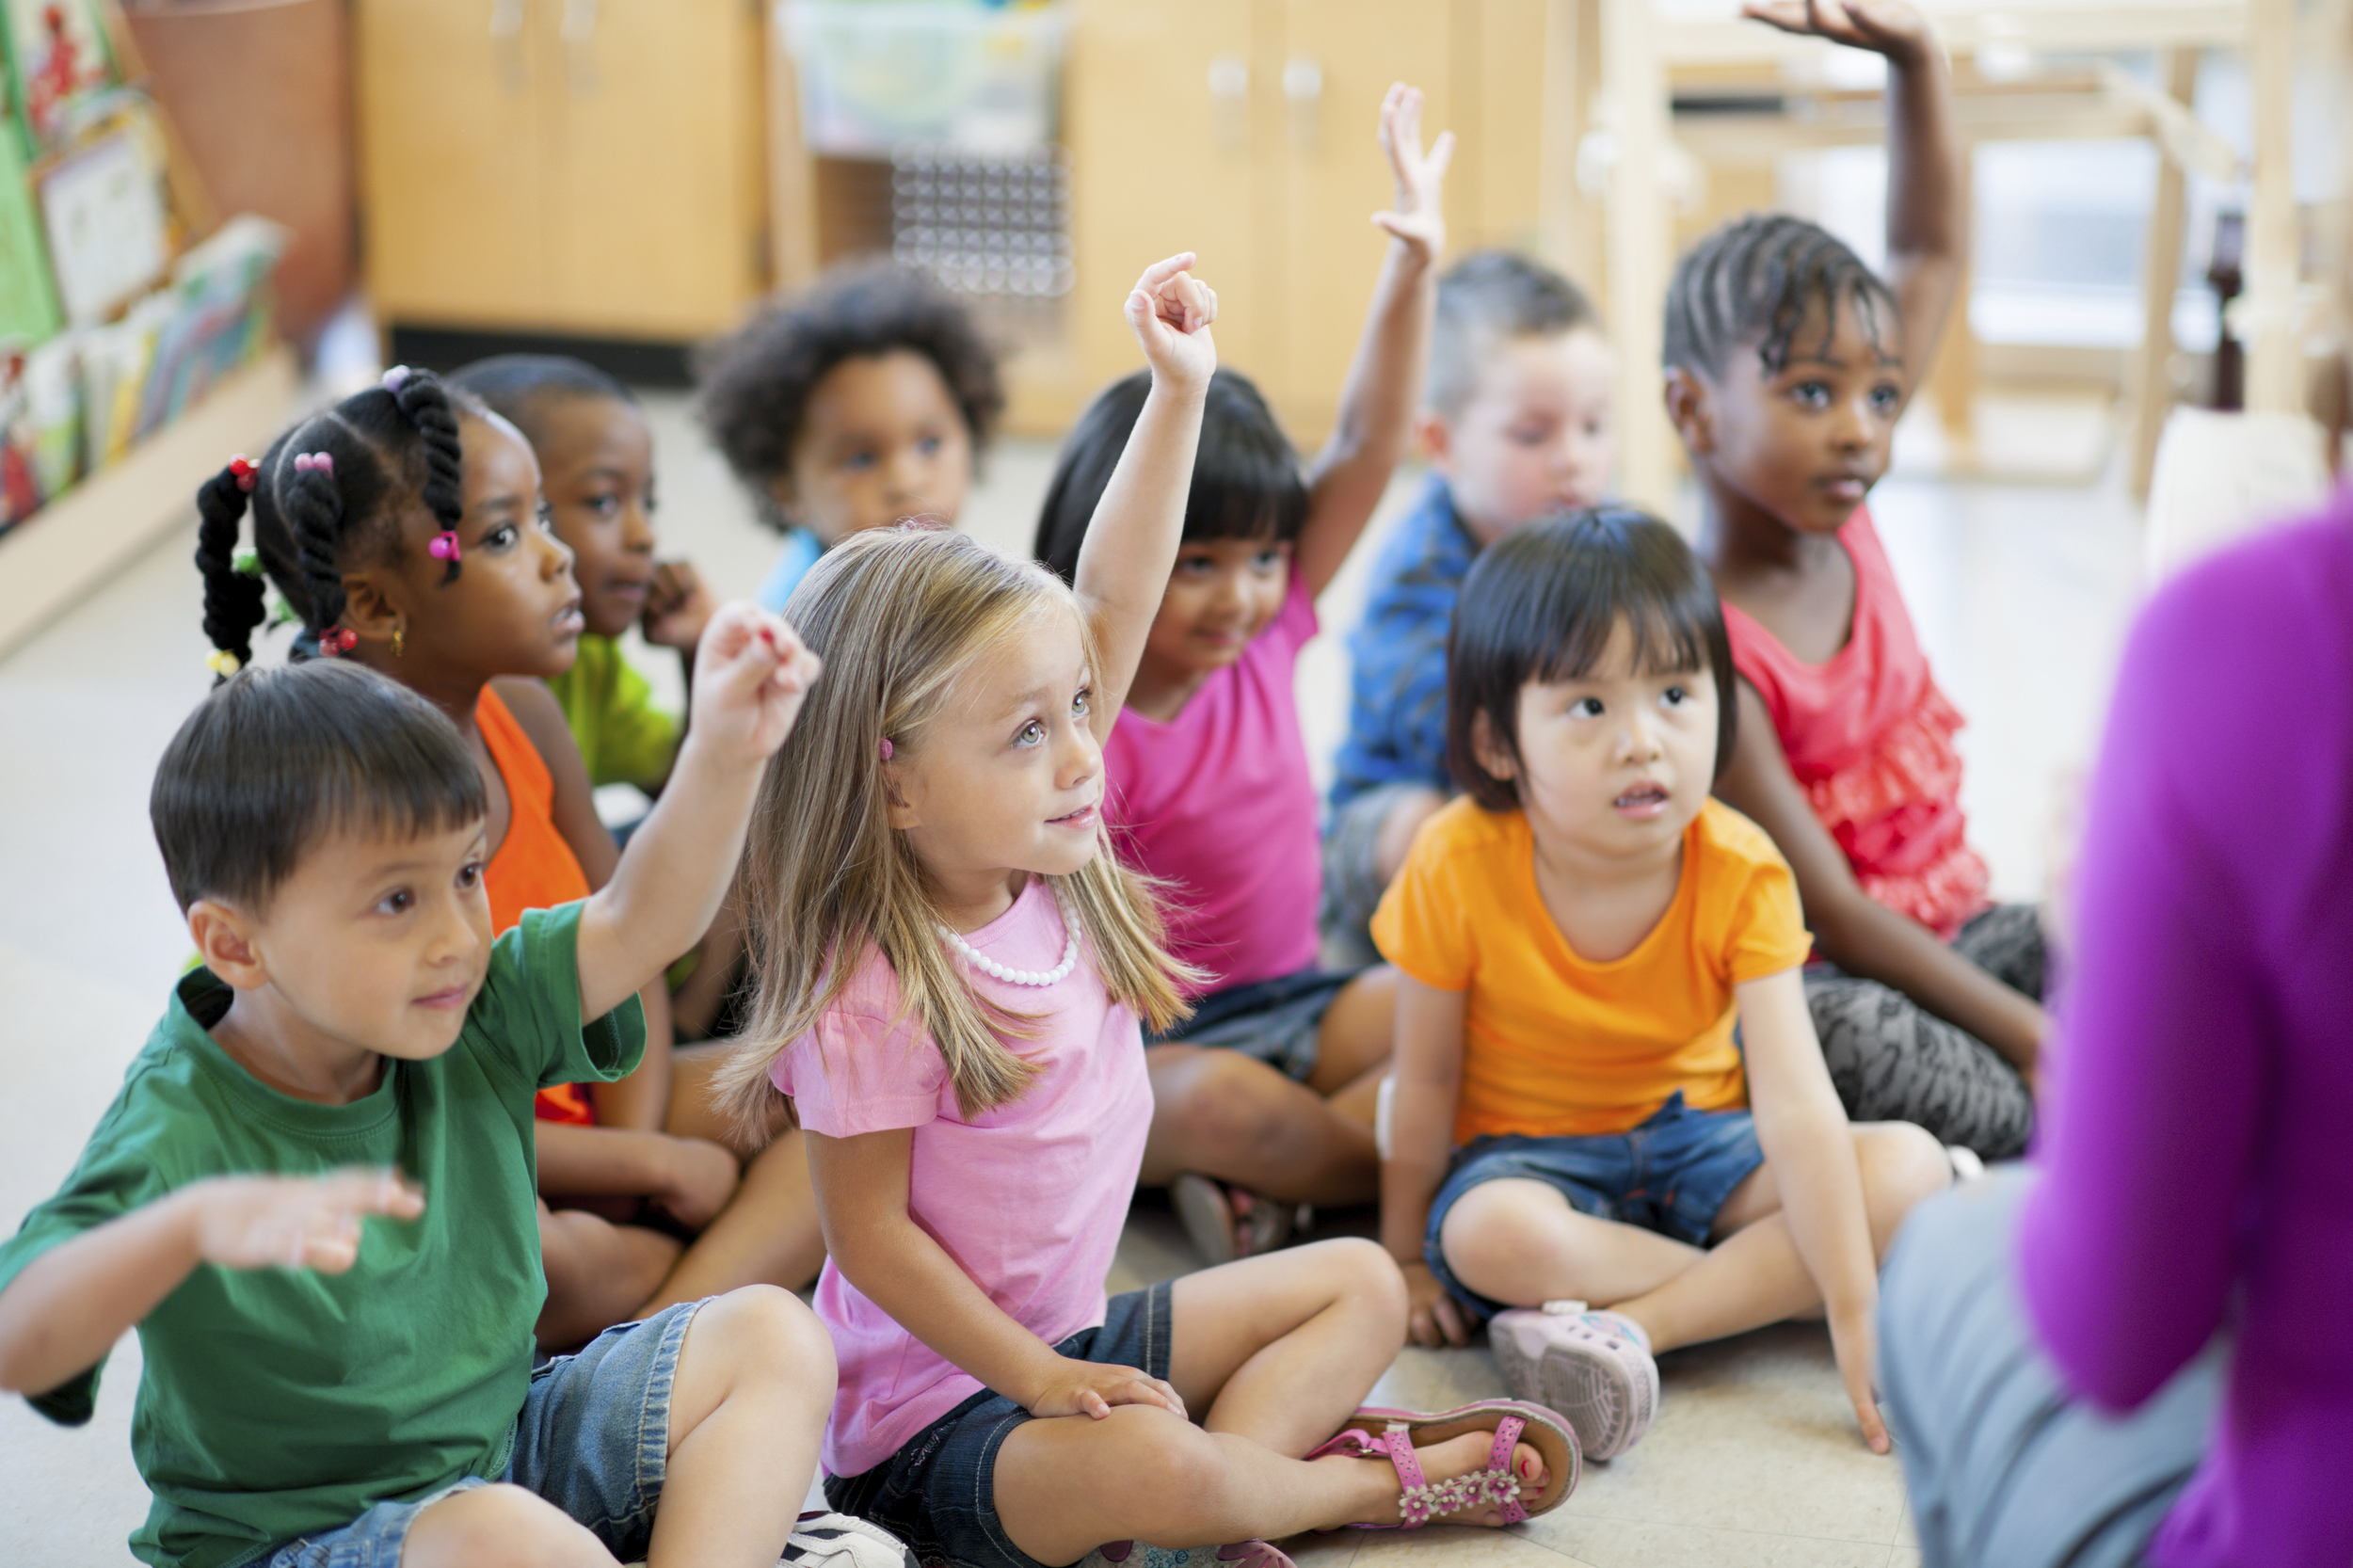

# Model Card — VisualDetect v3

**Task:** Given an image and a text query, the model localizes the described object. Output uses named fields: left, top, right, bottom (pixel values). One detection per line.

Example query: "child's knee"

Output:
left=403, top=1482, right=602, bottom=1568
left=1856, top=1122, right=1951, bottom=1249
left=1314, top=1235, right=1408, bottom=1327
left=1164, top=1052, right=1296, bottom=1155
left=688, top=1284, right=839, bottom=1400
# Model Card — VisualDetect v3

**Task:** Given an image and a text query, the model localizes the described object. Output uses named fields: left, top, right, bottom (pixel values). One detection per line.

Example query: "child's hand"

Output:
left=1828, top=1303, right=1891, bottom=1453
left=1370, top=83, right=1453, bottom=265
left=1402, top=1259, right=1470, bottom=1349
left=642, top=559, right=715, bottom=652
left=1026, top=1354, right=1188, bottom=1422
left=190, top=1168, right=425, bottom=1273
left=652, top=1135, right=742, bottom=1231
left=1742, top=0, right=1933, bottom=65
left=1125, top=253, right=1219, bottom=395
left=688, top=603, right=824, bottom=765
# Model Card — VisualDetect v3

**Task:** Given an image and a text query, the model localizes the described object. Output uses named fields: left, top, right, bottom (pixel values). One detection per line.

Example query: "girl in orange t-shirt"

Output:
left=1373, top=509, right=1949, bottom=1464
left=191, top=367, right=822, bottom=1348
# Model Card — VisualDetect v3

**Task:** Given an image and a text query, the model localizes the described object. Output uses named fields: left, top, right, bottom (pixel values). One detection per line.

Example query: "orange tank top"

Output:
left=477, top=684, right=599, bottom=1125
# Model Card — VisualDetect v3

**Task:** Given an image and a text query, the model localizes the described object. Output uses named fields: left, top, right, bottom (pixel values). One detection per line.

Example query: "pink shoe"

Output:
left=1488, top=1301, right=1659, bottom=1461
left=1082, top=1540, right=1296, bottom=1568
left=1305, top=1400, right=1579, bottom=1526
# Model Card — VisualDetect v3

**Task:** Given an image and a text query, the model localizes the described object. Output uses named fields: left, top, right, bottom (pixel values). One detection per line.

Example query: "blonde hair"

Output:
left=715, top=525, right=1196, bottom=1133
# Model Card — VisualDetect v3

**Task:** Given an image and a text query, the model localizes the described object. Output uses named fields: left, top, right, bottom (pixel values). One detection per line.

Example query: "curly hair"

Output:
left=1663, top=213, right=1899, bottom=380
left=194, top=369, right=487, bottom=678
left=695, top=262, right=1003, bottom=533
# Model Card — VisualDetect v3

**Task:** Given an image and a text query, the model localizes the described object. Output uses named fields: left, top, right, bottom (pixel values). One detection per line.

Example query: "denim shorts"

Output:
left=1425, top=1091, right=1766, bottom=1320
left=824, top=1282, right=1175, bottom=1568
left=263, top=1298, right=702, bottom=1568
left=1147, top=966, right=1361, bottom=1081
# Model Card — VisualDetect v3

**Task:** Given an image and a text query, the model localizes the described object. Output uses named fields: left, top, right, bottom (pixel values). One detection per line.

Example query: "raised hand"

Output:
left=1370, top=83, right=1454, bottom=264
left=1125, top=252, right=1219, bottom=394
left=1026, top=1354, right=1189, bottom=1421
left=642, top=558, right=715, bottom=652
left=688, top=602, right=824, bottom=763
left=192, top=1168, right=425, bottom=1274
left=1742, top=0, right=1932, bottom=63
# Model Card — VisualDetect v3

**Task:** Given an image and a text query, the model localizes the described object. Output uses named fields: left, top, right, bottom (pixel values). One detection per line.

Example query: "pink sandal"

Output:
left=1085, top=1539, right=1297, bottom=1568
left=1305, top=1400, right=1579, bottom=1527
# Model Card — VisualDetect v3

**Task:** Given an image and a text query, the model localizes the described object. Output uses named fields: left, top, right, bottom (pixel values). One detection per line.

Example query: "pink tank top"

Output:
left=1720, top=508, right=1990, bottom=941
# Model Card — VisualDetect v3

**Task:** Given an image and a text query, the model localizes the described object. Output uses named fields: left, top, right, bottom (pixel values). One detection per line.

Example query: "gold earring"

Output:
left=391, top=622, right=406, bottom=659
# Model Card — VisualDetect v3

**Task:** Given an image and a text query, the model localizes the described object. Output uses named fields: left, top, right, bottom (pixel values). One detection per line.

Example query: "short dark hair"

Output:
left=1428, top=250, right=1599, bottom=419
left=1662, top=213, right=1900, bottom=380
left=447, top=354, right=636, bottom=451
left=151, top=662, right=488, bottom=914
left=1446, top=506, right=1737, bottom=812
left=1032, top=368, right=1308, bottom=584
left=695, top=262, right=1003, bottom=533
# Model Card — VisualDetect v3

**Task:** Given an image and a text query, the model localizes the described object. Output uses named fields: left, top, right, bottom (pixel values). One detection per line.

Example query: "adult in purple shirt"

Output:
left=1878, top=500, right=2353, bottom=1568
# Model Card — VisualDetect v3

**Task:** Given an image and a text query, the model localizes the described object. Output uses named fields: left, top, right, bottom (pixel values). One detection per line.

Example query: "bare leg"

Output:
left=400, top=1482, right=617, bottom=1567
left=1304, top=968, right=1395, bottom=1129
left=643, top=1287, right=835, bottom=1568
left=1168, top=1239, right=1406, bottom=1450
left=1140, top=1046, right=1378, bottom=1206
left=538, top=1203, right=682, bottom=1352
left=638, top=1129, right=827, bottom=1310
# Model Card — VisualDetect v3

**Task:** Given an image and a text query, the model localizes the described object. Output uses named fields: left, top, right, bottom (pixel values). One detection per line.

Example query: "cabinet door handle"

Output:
left=1283, top=56, right=1321, bottom=153
left=491, top=0, right=528, bottom=94
left=1209, top=55, right=1249, bottom=154
left=562, top=0, right=600, bottom=96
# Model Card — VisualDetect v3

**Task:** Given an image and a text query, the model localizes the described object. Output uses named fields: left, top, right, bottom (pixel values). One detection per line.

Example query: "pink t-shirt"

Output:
left=1103, top=573, right=1322, bottom=996
left=771, top=876, right=1153, bottom=1479
left=1720, top=507, right=1991, bottom=940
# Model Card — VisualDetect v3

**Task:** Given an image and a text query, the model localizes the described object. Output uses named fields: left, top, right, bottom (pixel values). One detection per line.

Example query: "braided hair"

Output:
left=1662, top=214, right=1899, bottom=381
left=193, top=369, right=480, bottom=681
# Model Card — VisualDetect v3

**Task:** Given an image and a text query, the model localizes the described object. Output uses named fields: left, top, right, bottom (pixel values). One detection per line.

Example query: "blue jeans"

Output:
left=1425, top=1091, right=1766, bottom=1320
left=263, top=1299, right=702, bottom=1568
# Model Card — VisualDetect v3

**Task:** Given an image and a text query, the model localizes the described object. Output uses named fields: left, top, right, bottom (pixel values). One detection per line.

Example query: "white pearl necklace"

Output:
left=939, top=890, right=1080, bottom=987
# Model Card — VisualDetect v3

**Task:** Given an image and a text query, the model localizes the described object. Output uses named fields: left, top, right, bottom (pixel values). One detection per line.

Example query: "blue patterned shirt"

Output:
left=1329, top=476, right=1480, bottom=808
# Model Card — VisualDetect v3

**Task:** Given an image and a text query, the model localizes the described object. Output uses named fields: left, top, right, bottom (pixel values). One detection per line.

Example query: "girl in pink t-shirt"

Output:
left=1031, top=86, right=1450, bottom=1267
left=715, top=256, right=1576, bottom=1568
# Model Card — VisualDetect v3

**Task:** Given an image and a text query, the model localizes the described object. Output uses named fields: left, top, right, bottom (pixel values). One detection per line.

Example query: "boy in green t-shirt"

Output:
left=0, top=610, right=870, bottom=1568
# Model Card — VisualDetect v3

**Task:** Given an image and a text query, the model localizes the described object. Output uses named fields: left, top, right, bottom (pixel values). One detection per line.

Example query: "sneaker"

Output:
left=780, top=1512, right=912, bottom=1568
left=1946, top=1144, right=1987, bottom=1183
left=1487, top=1301, right=1659, bottom=1461
left=1171, top=1173, right=1292, bottom=1266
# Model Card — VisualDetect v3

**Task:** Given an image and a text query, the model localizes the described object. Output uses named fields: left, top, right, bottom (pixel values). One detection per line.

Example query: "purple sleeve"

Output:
left=2014, top=547, right=2284, bottom=1409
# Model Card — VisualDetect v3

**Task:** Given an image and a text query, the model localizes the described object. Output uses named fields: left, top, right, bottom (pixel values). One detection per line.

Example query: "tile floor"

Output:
left=0, top=390, right=2148, bottom=1563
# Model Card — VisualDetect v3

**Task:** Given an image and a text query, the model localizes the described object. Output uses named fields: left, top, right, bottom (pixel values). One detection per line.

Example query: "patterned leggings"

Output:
left=1805, top=904, right=2042, bottom=1161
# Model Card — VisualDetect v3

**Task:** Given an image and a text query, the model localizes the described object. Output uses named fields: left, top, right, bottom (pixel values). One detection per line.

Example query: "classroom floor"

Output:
left=0, top=389, right=2146, bottom=1565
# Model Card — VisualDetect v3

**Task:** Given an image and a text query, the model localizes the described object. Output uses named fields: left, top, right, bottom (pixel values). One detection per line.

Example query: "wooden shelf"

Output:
left=0, top=346, right=298, bottom=660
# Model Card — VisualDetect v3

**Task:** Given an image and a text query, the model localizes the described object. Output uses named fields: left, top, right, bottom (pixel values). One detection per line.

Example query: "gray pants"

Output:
left=1807, top=904, right=2042, bottom=1160
left=1880, top=1170, right=2219, bottom=1568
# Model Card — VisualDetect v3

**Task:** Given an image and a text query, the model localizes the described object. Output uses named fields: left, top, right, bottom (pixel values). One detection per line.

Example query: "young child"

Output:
left=0, top=626, right=851, bottom=1568
left=1662, top=1, right=2035, bottom=1159
left=696, top=261, right=1003, bottom=611
left=715, top=254, right=1577, bottom=1568
left=1030, top=83, right=1448, bottom=1264
left=1376, top=508, right=1949, bottom=1462
left=192, top=370, right=824, bottom=1347
left=449, top=354, right=712, bottom=795
left=1322, top=248, right=1615, bottom=966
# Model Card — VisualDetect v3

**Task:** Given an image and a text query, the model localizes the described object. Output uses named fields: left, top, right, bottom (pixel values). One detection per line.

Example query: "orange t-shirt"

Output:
left=478, top=684, right=599, bottom=1126
left=1370, top=796, right=1813, bottom=1143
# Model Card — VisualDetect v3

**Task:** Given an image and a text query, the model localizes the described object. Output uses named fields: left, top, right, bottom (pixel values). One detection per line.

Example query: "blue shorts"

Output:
left=263, top=1298, right=702, bottom=1568
left=824, top=1282, right=1175, bottom=1568
left=1147, top=966, right=1361, bottom=1081
left=1425, top=1091, right=1766, bottom=1320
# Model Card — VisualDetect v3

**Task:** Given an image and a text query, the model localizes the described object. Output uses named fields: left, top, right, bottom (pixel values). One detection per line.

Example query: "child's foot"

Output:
left=1307, top=1401, right=1577, bottom=1527
left=1171, top=1173, right=1292, bottom=1265
left=1488, top=1301, right=1659, bottom=1461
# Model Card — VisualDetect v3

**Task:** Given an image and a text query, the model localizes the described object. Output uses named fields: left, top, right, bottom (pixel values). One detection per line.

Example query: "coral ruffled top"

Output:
left=1720, top=508, right=1990, bottom=941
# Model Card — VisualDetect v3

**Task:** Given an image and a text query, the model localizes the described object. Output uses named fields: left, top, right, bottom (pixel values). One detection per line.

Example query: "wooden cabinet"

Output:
left=358, top=0, right=766, bottom=342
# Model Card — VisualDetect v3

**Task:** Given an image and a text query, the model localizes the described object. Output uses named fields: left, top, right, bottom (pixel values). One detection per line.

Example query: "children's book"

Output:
left=3, top=0, right=118, bottom=154
left=0, top=61, right=62, bottom=344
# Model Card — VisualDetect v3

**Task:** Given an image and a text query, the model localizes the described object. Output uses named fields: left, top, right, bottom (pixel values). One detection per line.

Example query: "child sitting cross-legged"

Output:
left=1377, top=508, right=1949, bottom=1462
left=712, top=253, right=1578, bottom=1568
left=0, top=616, right=879, bottom=1568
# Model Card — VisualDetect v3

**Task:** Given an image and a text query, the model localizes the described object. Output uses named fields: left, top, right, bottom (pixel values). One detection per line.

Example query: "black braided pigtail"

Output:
left=276, top=440, right=354, bottom=659
left=390, top=368, right=468, bottom=584
left=193, top=460, right=266, bottom=683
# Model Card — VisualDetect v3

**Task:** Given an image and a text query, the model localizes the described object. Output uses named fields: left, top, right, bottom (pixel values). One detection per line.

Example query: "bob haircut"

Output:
left=1032, top=368, right=1308, bottom=584
left=1445, top=506, right=1737, bottom=812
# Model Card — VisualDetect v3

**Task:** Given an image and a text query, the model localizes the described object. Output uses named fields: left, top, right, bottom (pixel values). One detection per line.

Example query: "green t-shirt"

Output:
left=0, top=903, right=645, bottom=1568
left=546, top=633, right=680, bottom=792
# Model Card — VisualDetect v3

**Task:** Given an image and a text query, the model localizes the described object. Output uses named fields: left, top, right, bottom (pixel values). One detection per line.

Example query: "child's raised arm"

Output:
left=1073, top=254, right=1218, bottom=738
left=574, top=603, right=821, bottom=1021
left=0, top=1170, right=423, bottom=1399
left=1744, top=0, right=1962, bottom=404
left=1296, top=83, right=1452, bottom=598
left=1381, top=975, right=1472, bottom=1350
left=1735, top=965, right=1887, bottom=1451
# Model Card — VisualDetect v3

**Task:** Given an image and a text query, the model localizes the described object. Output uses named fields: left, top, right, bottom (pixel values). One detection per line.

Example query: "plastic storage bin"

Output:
left=781, top=0, right=1068, bottom=156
